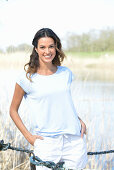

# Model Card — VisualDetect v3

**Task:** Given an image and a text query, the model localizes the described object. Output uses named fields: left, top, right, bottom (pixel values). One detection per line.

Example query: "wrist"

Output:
left=24, top=132, right=33, bottom=141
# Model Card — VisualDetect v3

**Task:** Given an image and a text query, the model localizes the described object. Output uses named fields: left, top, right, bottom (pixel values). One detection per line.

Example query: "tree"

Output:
left=65, top=28, right=114, bottom=52
left=6, top=45, right=16, bottom=53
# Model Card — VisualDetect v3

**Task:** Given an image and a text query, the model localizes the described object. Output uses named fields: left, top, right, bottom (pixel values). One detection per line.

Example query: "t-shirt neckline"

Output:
left=35, top=66, right=60, bottom=77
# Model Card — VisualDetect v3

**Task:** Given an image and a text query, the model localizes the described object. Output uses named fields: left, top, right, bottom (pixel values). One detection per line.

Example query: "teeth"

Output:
left=44, top=55, right=51, bottom=58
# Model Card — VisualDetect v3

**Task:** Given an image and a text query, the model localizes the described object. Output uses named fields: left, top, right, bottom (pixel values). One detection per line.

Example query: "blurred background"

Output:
left=0, top=0, right=114, bottom=169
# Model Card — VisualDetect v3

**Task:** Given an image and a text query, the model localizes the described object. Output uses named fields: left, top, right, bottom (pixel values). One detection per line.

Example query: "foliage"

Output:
left=6, top=44, right=32, bottom=53
left=65, top=28, right=114, bottom=52
left=0, top=48, right=4, bottom=53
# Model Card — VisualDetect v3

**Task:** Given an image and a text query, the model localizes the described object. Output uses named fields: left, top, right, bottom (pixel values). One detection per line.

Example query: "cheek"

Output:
left=53, top=49, right=56, bottom=55
left=38, top=50, right=43, bottom=56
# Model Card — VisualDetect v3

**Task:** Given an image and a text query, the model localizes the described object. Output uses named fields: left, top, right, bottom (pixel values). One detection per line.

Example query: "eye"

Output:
left=49, top=45, right=55, bottom=48
left=40, top=46, right=45, bottom=49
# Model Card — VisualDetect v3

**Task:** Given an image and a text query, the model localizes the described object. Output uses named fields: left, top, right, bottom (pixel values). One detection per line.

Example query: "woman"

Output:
left=10, top=28, right=88, bottom=169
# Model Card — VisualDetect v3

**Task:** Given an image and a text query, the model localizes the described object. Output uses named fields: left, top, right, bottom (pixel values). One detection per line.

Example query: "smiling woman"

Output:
left=10, top=28, right=88, bottom=170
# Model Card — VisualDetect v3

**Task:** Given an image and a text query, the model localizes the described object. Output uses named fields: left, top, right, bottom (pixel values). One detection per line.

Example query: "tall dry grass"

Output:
left=0, top=52, right=114, bottom=169
left=0, top=78, right=31, bottom=170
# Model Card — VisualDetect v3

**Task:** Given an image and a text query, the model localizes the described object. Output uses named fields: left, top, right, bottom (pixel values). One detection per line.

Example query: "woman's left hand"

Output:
left=79, top=118, right=87, bottom=138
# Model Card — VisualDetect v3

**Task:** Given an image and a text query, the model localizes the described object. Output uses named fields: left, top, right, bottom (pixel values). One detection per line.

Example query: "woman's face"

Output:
left=35, top=37, right=56, bottom=65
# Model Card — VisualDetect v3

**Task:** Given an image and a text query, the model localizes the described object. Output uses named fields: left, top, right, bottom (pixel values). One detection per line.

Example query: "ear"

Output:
left=35, top=47, right=38, bottom=53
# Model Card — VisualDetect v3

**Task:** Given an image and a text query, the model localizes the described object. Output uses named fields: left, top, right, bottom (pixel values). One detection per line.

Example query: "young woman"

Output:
left=10, top=28, right=88, bottom=169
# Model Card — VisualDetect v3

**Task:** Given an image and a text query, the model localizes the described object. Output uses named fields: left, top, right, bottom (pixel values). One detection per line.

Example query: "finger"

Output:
left=81, top=129, right=84, bottom=138
left=37, top=135, right=44, bottom=140
left=84, top=129, right=86, bottom=134
left=84, top=126, right=86, bottom=134
left=82, top=125, right=86, bottom=135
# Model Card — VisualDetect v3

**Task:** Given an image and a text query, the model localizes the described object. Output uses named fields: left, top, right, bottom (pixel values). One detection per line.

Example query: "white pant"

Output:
left=34, top=134, right=88, bottom=170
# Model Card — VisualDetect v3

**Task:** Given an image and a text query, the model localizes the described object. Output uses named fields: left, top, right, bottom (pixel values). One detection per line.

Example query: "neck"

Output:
left=39, top=62, right=54, bottom=70
left=37, top=63, right=57, bottom=75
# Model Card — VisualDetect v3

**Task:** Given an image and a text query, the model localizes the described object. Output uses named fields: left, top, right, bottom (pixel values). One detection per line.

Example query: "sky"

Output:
left=0, top=0, right=114, bottom=50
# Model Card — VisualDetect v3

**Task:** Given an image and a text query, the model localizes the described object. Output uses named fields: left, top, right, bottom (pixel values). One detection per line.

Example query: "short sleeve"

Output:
left=67, top=67, right=75, bottom=82
left=71, top=71, right=75, bottom=81
left=16, top=71, right=31, bottom=94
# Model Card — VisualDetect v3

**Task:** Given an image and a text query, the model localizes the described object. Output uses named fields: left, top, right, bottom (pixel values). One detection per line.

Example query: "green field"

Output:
left=65, top=51, right=114, bottom=58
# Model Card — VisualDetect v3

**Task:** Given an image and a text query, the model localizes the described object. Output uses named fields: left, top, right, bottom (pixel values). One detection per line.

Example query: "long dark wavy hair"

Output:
left=24, top=28, right=66, bottom=81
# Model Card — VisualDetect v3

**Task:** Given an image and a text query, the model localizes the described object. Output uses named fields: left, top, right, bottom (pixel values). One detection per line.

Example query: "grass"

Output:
left=65, top=51, right=114, bottom=58
left=0, top=102, right=31, bottom=170
left=0, top=51, right=114, bottom=71
left=63, top=52, right=114, bottom=82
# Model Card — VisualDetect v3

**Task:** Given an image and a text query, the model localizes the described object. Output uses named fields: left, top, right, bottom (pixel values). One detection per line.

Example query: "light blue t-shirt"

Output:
left=17, top=66, right=81, bottom=137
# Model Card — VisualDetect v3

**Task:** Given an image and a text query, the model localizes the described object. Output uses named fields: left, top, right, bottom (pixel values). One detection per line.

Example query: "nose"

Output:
left=45, top=48, right=50, bottom=54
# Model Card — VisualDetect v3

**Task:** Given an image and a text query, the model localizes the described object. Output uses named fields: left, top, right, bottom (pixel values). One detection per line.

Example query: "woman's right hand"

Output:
left=29, top=135, right=44, bottom=146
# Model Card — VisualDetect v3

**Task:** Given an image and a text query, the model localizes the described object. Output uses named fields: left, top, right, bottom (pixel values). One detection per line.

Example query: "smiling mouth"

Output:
left=44, top=55, right=52, bottom=58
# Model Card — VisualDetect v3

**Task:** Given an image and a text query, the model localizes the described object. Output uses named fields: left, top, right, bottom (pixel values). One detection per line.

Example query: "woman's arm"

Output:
left=10, top=83, right=43, bottom=145
left=78, top=116, right=86, bottom=138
